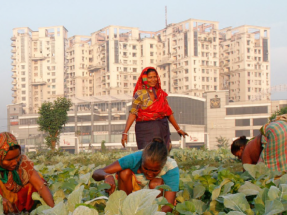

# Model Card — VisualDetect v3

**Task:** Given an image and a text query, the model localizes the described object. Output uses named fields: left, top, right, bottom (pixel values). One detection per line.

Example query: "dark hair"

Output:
left=146, top=68, right=157, bottom=75
left=231, top=136, right=249, bottom=154
left=9, top=145, right=20, bottom=151
left=142, top=137, right=168, bottom=167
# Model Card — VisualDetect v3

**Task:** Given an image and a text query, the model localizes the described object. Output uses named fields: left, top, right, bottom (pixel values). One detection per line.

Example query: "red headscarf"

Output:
left=133, top=67, right=173, bottom=121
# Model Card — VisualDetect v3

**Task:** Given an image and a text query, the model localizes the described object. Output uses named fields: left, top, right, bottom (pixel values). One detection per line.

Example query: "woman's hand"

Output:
left=178, top=129, right=188, bottom=138
left=104, top=175, right=116, bottom=195
left=3, top=197, right=14, bottom=214
left=121, top=134, right=128, bottom=147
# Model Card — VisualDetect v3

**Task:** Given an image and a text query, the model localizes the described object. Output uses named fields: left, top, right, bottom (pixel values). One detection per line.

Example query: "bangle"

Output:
left=177, top=128, right=181, bottom=132
left=105, top=175, right=113, bottom=179
left=122, top=133, right=128, bottom=135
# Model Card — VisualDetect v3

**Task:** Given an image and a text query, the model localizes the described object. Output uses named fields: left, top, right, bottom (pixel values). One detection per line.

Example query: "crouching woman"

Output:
left=92, top=137, right=179, bottom=213
left=0, top=132, right=54, bottom=214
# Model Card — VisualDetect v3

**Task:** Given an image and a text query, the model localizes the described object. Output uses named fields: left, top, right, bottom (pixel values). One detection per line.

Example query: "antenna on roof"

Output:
left=165, top=6, right=167, bottom=27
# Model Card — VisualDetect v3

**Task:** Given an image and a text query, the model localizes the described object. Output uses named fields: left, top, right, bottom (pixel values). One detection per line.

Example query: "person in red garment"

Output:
left=0, top=132, right=54, bottom=214
left=121, top=67, right=188, bottom=150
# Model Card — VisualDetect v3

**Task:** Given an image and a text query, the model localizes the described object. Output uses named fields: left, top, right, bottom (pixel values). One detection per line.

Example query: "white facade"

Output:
left=11, top=21, right=271, bottom=115
left=11, top=26, right=68, bottom=114
left=219, top=25, right=271, bottom=102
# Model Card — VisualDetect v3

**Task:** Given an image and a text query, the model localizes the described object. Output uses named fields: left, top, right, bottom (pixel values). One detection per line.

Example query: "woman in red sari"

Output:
left=0, top=132, right=54, bottom=214
left=121, top=67, right=188, bottom=150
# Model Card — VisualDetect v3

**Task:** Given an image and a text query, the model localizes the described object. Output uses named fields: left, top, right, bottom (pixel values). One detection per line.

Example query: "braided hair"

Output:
left=142, top=137, right=168, bottom=167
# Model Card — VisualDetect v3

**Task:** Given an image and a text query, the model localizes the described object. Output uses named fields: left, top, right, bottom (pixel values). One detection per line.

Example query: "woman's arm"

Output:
left=167, top=114, right=188, bottom=137
left=92, top=161, right=123, bottom=195
left=29, top=169, right=54, bottom=208
left=162, top=191, right=176, bottom=212
left=121, top=113, right=136, bottom=147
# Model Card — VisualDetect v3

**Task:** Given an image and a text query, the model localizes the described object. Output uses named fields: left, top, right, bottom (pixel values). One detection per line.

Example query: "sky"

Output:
left=0, top=0, right=286, bottom=131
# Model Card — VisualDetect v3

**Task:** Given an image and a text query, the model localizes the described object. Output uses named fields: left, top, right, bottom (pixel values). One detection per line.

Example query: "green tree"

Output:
left=269, top=106, right=287, bottom=122
left=216, top=136, right=230, bottom=148
left=37, top=97, right=72, bottom=150
left=101, top=140, right=106, bottom=152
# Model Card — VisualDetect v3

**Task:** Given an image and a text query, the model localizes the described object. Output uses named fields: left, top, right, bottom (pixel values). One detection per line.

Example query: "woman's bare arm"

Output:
left=121, top=113, right=136, bottom=147
left=29, top=170, right=54, bottom=208
left=162, top=191, right=176, bottom=212
left=167, top=114, right=188, bottom=137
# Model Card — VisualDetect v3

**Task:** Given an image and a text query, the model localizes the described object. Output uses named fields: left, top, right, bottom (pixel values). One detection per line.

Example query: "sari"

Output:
left=132, top=67, right=173, bottom=149
left=0, top=132, right=37, bottom=212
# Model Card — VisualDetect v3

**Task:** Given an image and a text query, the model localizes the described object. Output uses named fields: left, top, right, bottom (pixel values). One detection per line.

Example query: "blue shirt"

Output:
left=118, top=151, right=179, bottom=192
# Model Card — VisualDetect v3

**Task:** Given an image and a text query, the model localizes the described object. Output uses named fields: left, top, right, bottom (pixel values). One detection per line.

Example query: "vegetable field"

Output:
left=1, top=148, right=287, bottom=215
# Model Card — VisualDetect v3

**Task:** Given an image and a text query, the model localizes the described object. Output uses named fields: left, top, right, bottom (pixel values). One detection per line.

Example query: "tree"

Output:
left=269, top=106, right=287, bottom=122
left=37, top=97, right=72, bottom=150
left=216, top=136, right=230, bottom=148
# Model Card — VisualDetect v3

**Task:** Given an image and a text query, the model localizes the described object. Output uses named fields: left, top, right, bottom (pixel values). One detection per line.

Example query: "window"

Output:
left=247, top=48, right=250, bottom=53
left=132, top=45, right=137, bottom=50
left=21, top=78, right=25, bottom=82
left=150, top=44, right=154, bottom=48
left=150, top=52, right=154, bottom=56
left=150, top=59, right=154, bottom=63
left=22, top=97, right=26, bottom=101
left=22, top=91, right=25, bottom=94
left=133, top=68, right=137, bottom=72
left=21, top=65, right=25, bottom=69
left=132, top=53, right=137, bottom=57
left=185, top=69, right=189, bottom=74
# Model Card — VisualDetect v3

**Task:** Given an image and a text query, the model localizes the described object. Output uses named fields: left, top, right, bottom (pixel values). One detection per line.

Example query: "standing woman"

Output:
left=121, top=67, right=188, bottom=150
left=0, top=132, right=54, bottom=214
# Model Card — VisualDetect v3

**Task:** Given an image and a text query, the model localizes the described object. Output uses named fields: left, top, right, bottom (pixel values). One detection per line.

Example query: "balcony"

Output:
left=11, top=48, right=16, bottom=53
left=12, top=67, right=16, bottom=72
left=11, top=54, right=16, bottom=60
left=157, top=57, right=175, bottom=66
left=31, top=55, right=46, bottom=60
left=12, top=92, right=17, bottom=97
left=11, top=61, right=16, bottom=66
left=88, top=64, right=104, bottom=72
left=11, top=37, right=16, bottom=41
left=11, top=42, right=16, bottom=47
left=12, top=73, right=17, bottom=78
left=31, top=79, right=46, bottom=86
left=12, top=80, right=17, bottom=85
left=12, top=86, right=17, bottom=91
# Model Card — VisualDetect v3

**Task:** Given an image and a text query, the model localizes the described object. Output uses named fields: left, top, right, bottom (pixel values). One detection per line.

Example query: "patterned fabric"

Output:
left=0, top=132, right=19, bottom=161
left=130, top=89, right=154, bottom=115
left=5, top=155, right=34, bottom=193
left=260, top=120, right=287, bottom=171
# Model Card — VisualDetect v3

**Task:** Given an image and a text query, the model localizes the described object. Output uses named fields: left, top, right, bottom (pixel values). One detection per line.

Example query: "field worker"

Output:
left=231, top=114, right=287, bottom=172
left=92, top=137, right=179, bottom=213
left=121, top=67, right=188, bottom=150
left=0, top=132, right=54, bottom=214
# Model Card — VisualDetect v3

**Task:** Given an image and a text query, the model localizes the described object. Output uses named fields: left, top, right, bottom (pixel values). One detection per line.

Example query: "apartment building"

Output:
left=219, top=25, right=270, bottom=102
left=11, top=26, right=68, bottom=114
left=11, top=21, right=271, bottom=115
left=66, top=35, right=93, bottom=98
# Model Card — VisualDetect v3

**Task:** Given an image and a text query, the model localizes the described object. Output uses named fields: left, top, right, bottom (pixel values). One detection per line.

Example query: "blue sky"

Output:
left=0, top=0, right=286, bottom=131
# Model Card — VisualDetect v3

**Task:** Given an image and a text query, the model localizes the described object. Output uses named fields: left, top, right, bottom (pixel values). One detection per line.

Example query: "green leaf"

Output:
left=41, top=201, right=68, bottom=215
left=191, top=199, right=207, bottom=214
left=212, top=178, right=232, bottom=200
left=222, top=193, right=250, bottom=212
left=72, top=205, right=99, bottom=215
left=155, top=184, right=172, bottom=191
left=97, top=183, right=111, bottom=191
left=238, top=181, right=261, bottom=196
left=121, top=189, right=160, bottom=215
left=85, top=196, right=109, bottom=205
left=280, top=184, right=287, bottom=200
left=78, top=172, right=92, bottom=185
left=176, top=201, right=195, bottom=215
left=221, top=182, right=234, bottom=195
left=30, top=205, right=51, bottom=215
left=32, top=192, right=47, bottom=206
left=226, top=212, right=246, bottom=215
left=67, top=185, right=84, bottom=212
left=243, top=163, right=269, bottom=179
left=53, top=189, right=66, bottom=204
left=264, top=200, right=285, bottom=215
left=268, top=186, right=280, bottom=201
left=193, top=184, right=206, bottom=199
